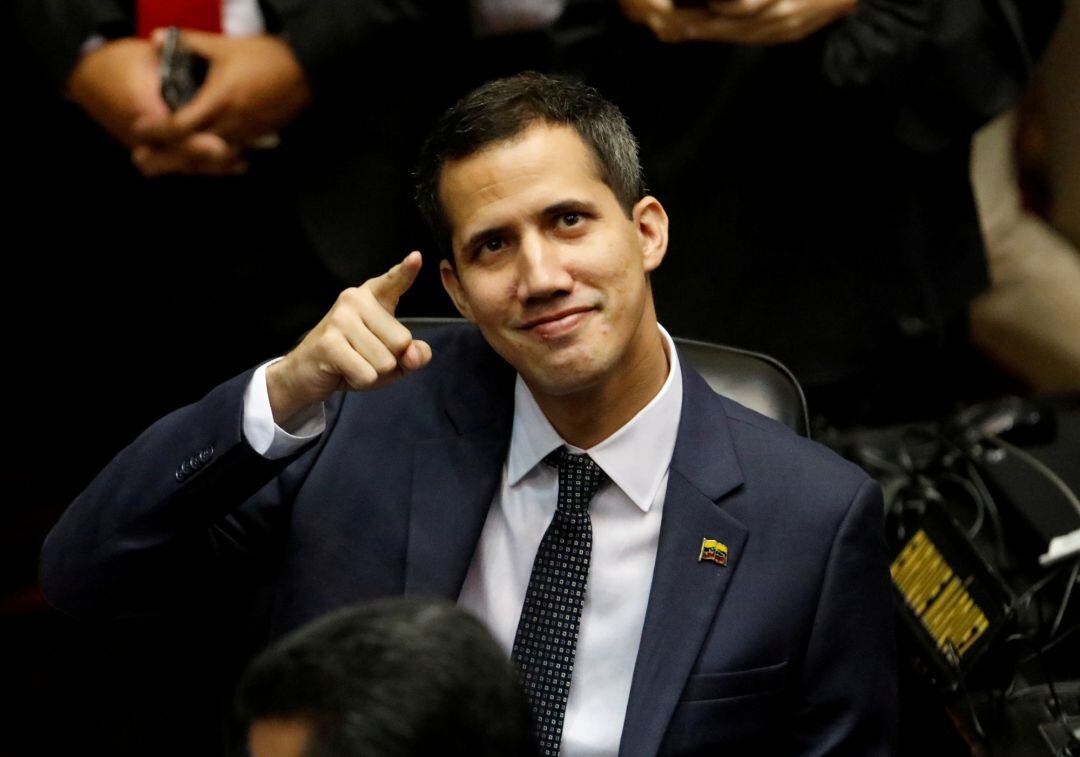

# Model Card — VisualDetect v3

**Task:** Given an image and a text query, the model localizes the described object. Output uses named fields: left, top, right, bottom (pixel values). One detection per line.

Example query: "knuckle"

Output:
left=358, top=362, right=379, bottom=385
left=373, top=353, right=398, bottom=375
left=385, top=331, right=412, bottom=355
left=352, top=285, right=377, bottom=309
left=336, top=287, right=358, bottom=307
left=344, top=363, right=376, bottom=390
left=327, top=309, right=350, bottom=332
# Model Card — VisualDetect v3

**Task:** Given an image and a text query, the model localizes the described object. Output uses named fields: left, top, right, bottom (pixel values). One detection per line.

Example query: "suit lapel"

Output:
left=404, top=429, right=509, bottom=598
left=619, top=364, right=748, bottom=757
left=404, top=332, right=515, bottom=599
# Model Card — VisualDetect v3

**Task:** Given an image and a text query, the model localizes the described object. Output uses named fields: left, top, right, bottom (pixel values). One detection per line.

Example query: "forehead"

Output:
left=438, top=123, right=614, bottom=251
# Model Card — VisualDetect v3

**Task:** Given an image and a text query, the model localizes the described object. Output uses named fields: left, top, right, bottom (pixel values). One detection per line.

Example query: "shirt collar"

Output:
left=505, top=325, right=683, bottom=512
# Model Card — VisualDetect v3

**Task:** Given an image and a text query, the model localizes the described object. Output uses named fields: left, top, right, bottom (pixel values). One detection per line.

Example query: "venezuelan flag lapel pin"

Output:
left=699, top=538, right=729, bottom=567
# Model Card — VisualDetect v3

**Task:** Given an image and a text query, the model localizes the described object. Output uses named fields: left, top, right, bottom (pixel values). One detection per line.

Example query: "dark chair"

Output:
left=400, top=318, right=810, bottom=438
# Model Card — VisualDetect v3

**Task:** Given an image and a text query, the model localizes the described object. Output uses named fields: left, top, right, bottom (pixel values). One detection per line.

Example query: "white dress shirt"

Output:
left=242, top=327, right=684, bottom=757
left=221, top=0, right=265, bottom=36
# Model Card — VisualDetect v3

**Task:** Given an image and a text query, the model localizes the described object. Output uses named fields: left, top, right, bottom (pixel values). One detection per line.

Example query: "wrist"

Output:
left=266, top=356, right=313, bottom=425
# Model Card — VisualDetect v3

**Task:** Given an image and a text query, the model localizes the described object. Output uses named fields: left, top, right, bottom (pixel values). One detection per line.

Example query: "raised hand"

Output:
left=265, top=252, right=433, bottom=424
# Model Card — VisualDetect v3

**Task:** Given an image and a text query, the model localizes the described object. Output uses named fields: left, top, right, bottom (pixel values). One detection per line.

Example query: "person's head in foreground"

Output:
left=237, top=599, right=535, bottom=757
left=416, top=71, right=669, bottom=428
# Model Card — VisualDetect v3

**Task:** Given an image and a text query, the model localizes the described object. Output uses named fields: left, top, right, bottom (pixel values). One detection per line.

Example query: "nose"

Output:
left=515, top=231, right=574, bottom=302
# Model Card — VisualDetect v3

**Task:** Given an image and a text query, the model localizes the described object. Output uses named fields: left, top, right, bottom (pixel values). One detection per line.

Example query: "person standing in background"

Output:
left=481, top=0, right=1063, bottom=423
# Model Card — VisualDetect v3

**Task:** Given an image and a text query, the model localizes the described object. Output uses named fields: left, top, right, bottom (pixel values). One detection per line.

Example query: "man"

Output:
left=237, top=598, right=535, bottom=757
left=523, top=0, right=1063, bottom=422
left=8, top=0, right=461, bottom=285
left=42, top=73, right=896, bottom=756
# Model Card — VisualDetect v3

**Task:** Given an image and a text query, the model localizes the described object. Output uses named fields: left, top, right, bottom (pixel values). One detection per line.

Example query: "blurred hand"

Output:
left=67, top=38, right=164, bottom=145
left=66, top=37, right=242, bottom=175
left=131, top=29, right=311, bottom=177
left=618, top=0, right=856, bottom=45
left=266, top=252, right=433, bottom=424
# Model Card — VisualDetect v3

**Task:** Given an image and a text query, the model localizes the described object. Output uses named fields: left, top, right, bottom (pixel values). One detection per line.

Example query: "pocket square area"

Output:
left=679, top=660, right=789, bottom=702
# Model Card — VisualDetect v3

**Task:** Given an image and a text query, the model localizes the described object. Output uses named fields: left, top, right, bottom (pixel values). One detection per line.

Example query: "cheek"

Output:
left=596, top=246, right=645, bottom=313
left=459, top=275, right=517, bottom=323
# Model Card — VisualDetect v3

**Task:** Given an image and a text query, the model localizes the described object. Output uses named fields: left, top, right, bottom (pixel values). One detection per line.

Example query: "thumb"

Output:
left=368, top=251, right=423, bottom=314
left=170, top=28, right=221, bottom=57
left=399, top=339, right=433, bottom=374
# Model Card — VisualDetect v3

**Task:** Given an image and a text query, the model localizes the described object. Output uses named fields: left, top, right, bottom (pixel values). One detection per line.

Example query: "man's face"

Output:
left=439, top=123, right=668, bottom=399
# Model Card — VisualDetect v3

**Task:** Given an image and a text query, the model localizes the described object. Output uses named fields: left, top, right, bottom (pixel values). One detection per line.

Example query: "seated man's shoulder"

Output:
left=718, top=397, right=875, bottom=512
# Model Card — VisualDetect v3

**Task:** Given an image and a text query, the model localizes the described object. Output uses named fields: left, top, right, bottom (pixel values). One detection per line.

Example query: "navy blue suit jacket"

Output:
left=42, top=324, right=896, bottom=756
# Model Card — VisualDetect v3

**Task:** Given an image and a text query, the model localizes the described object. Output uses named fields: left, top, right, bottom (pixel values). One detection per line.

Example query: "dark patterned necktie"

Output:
left=512, top=447, right=608, bottom=756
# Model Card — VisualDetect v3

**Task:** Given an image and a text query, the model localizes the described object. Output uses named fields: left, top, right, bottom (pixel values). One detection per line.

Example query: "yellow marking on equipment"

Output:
left=891, top=530, right=990, bottom=659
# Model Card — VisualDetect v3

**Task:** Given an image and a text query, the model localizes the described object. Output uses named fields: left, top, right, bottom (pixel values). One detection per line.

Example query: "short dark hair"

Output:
left=236, top=599, right=535, bottom=757
left=415, top=71, right=645, bottom=254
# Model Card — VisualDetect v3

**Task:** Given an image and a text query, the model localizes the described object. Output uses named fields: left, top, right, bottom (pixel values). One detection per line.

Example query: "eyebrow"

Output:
left=460, top=199, right=601, bottom=253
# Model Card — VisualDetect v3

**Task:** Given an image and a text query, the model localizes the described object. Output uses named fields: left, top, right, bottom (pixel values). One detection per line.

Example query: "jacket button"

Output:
left=198, top=448, right=213, bottom=463
left=180, top=461, right=192, bottom=476
left=175, top=469, right=185, bottom=482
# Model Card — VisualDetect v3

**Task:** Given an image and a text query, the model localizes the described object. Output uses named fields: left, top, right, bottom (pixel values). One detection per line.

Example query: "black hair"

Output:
left=237, top=598, right=536, bottom=757
left=415, top=71, right=645, bottom=255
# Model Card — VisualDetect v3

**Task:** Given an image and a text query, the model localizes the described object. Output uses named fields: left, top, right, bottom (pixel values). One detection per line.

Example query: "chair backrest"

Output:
left=672, top=337, right=809, bottom=437
left=400, top=318, right=810, bottom=438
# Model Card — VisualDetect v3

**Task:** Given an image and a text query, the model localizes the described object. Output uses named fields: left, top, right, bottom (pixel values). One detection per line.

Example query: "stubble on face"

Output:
left=439, top=123, right=669, bottom=444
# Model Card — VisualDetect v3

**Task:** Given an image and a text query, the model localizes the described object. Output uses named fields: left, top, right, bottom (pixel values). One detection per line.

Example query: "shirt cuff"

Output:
left=79, top=34, right=108, bottom=56
left=243, top=359, right=326, bottom=459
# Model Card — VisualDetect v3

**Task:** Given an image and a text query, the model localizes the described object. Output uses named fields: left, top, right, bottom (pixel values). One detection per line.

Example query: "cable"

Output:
left=1015, top=560, right=1075, bottom=608
left=962, top=459, right=1009, bottom=569
left=1035, top=619, right=1080, bottom=658
left=896, top=425, right=1011, bottom=565
left=988, top=435, right=1080, bottom=519
left=1049, top=558, right=1080, bottom=639
left=855, top=446, right=908, bottom=476
left=1004, top=633, right=1067, bottom=721
left=939, top=471, right=987, bottom=539
left=948, top=639, right=987, bottom=739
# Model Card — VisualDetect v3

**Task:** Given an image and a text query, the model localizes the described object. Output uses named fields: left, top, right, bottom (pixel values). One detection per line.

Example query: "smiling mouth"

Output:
left=519, top=307, right=595, bottom=339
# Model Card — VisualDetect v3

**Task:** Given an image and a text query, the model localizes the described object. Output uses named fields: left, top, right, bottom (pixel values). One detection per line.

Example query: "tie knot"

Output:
left=544, top=447, right=607, bottom=514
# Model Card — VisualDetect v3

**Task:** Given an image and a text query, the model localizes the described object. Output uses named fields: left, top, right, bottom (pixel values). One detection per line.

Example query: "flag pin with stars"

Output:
left=699, top=538, right=729, bottom=566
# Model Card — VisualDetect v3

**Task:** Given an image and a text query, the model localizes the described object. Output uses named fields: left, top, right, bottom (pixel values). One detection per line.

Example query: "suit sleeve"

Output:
left=819, top=0, right=1063, bottom=151
left=790, top=477, right=898, bottom=757
left=39, top=368, right=334, bottom=620
left=262, top=0, right=466, bottom=102
left=10, top=0, right=132, bottom=92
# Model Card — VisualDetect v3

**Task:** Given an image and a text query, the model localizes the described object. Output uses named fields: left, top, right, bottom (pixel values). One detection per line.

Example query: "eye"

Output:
left=558, top=212, right=582, bottom=228
left=477, top=237, right=505, bottom=256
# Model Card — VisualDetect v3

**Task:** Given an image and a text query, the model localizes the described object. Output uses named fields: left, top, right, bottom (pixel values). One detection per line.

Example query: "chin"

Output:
left=517, top=352, right=612, bottom=398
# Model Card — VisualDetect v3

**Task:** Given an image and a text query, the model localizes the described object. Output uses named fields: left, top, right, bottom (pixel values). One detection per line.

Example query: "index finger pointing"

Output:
left=367, top=251, right=423, bottom=314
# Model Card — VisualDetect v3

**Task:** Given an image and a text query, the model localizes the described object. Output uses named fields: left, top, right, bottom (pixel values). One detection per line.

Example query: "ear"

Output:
left=632, top=196, right=668, bottom=273
left=440, top=259, right=475, bottom=322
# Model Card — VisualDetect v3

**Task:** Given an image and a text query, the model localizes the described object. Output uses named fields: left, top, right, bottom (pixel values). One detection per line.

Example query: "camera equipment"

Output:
left=828, top=397, right=1080, bottom=754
